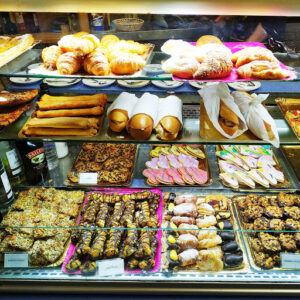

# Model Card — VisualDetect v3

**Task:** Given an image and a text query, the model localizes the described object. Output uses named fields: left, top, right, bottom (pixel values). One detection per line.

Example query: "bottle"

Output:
left=0, top=158, right=14, bottom=210
left=43, top=141, right=59, bottom=170
left=0, top=141, right=26, bottom=186
left=55, top=142, right=69, bottom=159
left=15, top=141, right=48, bottom=185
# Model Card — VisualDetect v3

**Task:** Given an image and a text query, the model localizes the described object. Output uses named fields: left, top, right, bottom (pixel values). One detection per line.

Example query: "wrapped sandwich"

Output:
left=154, top=95, right=183, bottom=140
left=232, top=91, right=279, bottom=147
left=199, top=82, right=248, bottom=139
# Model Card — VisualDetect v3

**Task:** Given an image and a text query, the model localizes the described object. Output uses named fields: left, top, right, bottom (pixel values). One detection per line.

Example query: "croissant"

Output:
left=110, top=53, right=145, bottom=75
left=84, top=49, right=109, bottom=76
left=73, top=34, right=100, bottom=57
left=42, top=45, right=63, bottom=69
left=56, top=52, right=82, bottom=75
left=58, top=34, right=79, bottom=52
left=232, top=46, right=278, bottom=67
left=100, top=34, right=120, bottom=48
left=237, top=60, right=290, bottom=80
left=193, top=51, right=233, bottom=79
left=108, top=40, right=146, bottom=55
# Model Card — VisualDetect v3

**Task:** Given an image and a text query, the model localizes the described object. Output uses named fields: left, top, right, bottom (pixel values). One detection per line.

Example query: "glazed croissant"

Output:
left=73, top=34, right=100, bottom=57
left=232, top=46, right=278, bottom=67
left=56, top=52, right=82, bottom=75
left=42, top=45, right=63, bottom=69
left=110, top=52, right=145, bottom=75
left=84, top=49, right=110, bottom=76
left=193, top=51, right=233, bottom=79
left=237, top=60, right=290, bottom=80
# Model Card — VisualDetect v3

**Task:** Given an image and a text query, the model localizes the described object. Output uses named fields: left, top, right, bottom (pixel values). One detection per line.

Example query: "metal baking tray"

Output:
left=281, top=145, right=300, bottom=182
left=144, top=144, right=212, bottom=187
left=275, top=97, right=300, bottom=140
left=64, top=144, right=138, bottom=187
left=161, top=193, right=249, bottom=273
left=216, top=145, right=291, bottom=191
left=232, top=194, right=300, bottom=271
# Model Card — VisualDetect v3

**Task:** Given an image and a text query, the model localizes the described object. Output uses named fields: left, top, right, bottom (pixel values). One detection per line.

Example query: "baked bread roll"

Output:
left=237, top=60, right=290, bottom=80
left=58, top=35, right=79, bottom=52
left=155, top=116, right=181, bottom=140
left=73, top=34, right=100, bottom=57
left=196, top=35, right=222, bottom=47
left=218, top=100, right=239, bottom=136
left=127, top=113, right=153, bottom=140
left=161, top=39, right=193, bottom=56
left=100, top=34, right=120, bottom=48
left=232, top=46, right=277, bottom=67
left=56, top=52, right=82, bottom=75
left=110, top=53, right=145, bottom=75
left=84, top=49, right=109, bottom=76
left=193, top=44, right=232, bottom=63
left=108, top=40, right=146, bottom=55
left=108, top=109, right=129, bottom=132
left=42, top=45, right=63, bottom=69
left=162, top=55, right=199, bottom=79
left=193, top=51, right=233, bottom=79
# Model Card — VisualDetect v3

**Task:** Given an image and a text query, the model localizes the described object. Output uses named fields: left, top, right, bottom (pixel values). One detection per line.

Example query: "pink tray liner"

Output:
left=173, top=42, right=297, bottom=82
left=62, top=187, right=163, bottom=275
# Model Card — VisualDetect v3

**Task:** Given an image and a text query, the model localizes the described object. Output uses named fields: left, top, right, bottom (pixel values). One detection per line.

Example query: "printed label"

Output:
left=6, top=149, right=21, bottom=169
left=4, top=253, right=28, bottom=268
left=1, top=171, right=11, bottom=194
left=79, top=173, right=98, bottom=185
left=12, top=167, right=22, bottom=176
left=281, top=253, right=300, bottom=269
left=97, top=258, right=124, bottom=276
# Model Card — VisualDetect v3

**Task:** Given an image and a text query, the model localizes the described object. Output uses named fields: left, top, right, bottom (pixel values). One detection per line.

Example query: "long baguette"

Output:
left=24, top=127, right=98, bottom=136
left=37, top=93, right=107, bottom=110
left=26, top=117, right=99, bottom=129
left=36, top=106, right=104, bottom=118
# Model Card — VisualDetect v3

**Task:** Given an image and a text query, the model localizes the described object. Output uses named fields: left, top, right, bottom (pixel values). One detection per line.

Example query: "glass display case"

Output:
left=0, top=0, right=300, bottom=295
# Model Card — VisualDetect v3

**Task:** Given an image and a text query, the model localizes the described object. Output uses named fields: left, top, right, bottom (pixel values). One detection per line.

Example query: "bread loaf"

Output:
left=108, top=109, right=129, bottom=132
left=127, top=113, right=153, bottom=140
left=218, top=101, right=239, bottom=136
left=155, top=116, right=181, bottom=140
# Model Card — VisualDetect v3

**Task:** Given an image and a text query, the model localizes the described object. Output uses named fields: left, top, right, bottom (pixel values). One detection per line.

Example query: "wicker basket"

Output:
left=113, top=18, right=144, bottom=32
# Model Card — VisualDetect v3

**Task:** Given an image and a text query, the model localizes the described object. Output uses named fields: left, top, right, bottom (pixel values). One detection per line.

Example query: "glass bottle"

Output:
left=0, top=158, right=14, bottom=211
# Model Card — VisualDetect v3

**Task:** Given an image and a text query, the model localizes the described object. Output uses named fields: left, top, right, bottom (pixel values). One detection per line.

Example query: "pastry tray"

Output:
left=64, top=144, right=138, bottom=187
left=281, top=145, right=300, bottom=182
left=215, top=145, right=291, bottom=191
left=275, top=97, right=300, bottom=140
left=28, top=44, right=155, bottom=78
left=0, top=187, right=86, bottom=268
left=161, top=194, right=249, bottom=274
left=145, top=144, right=212, bottom=187
left=232, top=194, right=300, bottom=272
left=18, top=110, right=105, bottom=138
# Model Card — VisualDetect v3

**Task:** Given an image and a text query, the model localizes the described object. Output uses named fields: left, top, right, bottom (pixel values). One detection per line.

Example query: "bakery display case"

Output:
left=0, top=1, right=300, bottom=295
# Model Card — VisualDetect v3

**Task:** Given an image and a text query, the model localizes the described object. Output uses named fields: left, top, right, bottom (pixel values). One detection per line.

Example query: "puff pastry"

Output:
left=56, top=52, right=82, bottom=75
left=237, top=60, right=290, bottom=80
left=42, top=45, right=63, bottom=69
left=108, top=40, right=146, bottom=55
left=84, top=49, right=109, bottom=76
left=73, top=34, right=100, bottom=57
left=110, top=53, right=145, bottom=75
left=23, top=127, right=98, bottom=136
left=36, top=106, right=104, bottom=118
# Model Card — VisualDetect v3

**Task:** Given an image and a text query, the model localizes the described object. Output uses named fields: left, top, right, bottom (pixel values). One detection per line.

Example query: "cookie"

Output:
left=178, top=167, right=195, bottom=185
left=150, top=147, right=163, bottom=158
left=178, top=154, right=198, bottom=168
left=161, top=147, right=171, bottom=156
left=166, top=168, right=185, bottom=185
left=170, top=145, right=181, bottom=156
left=257, top=167, right=277, bottom=186
left=177, top=146, right=190, bottom=156
left=145, top=157, right=159, bottom=169
left=157, top=155, right=170, bottom=169
left=257, top=155, right=276, bottom=167
left=234, top=171, right=255, bottom=189
left=186, top=167, right=208, bottom=184
left=143, top=168, right=161, bottom=185
left=218, top=160, right=245, bottom=175
left=241, top=155, right=258, bottom=169
left=186, top=145, right=205, bottom=159
left=216, top=150, right=249, bottom=171
left=219, top=173, right=239, bottom=189
left=248, top=169, right=270, bottom=188
left=167, top=154, right=182, bottom=169
left=156, top=169, right=175, bottom=185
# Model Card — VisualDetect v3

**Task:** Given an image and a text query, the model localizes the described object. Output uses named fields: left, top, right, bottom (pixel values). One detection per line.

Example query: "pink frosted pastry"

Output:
left=178, top=167, right=195, bottom=184
left=166, top=168, right=185, bottom=185
left=257, top=167, right=277, bottom=185
left=186, top=167, right=208, bottom=184
left=142, top=168, right=163, bottom=185
left=167, top=154, right=183, bottom=168
left=178, top=154, right=198, bottom=168
left=257, top=155, right=276, bottom=167
left=157, top=155, right=170, bottom=169
left=145, top=157, right=159, bottom=169
left=241, top=155, right=258, bottom=169
left=156, top=169, right=174, bottom=184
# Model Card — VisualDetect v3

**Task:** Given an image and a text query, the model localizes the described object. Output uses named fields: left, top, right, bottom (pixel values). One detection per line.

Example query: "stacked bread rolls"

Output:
left=41, top=33, right=147, bottom=76
left=107, top=92, right=183, bottom=140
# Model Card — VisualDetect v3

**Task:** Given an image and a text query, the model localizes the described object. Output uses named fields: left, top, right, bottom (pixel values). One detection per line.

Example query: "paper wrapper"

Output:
left=107, top=92, right=138, bottom=118
left=154, top=95, right=183, bottom=128
left=129, top=92, right=159, bottom=123
left=232, top=91, right=280, bottom=147
left=198, top=82, right=248, bottom=139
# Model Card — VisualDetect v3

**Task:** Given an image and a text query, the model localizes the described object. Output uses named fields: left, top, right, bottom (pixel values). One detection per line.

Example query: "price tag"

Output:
left=4, top=253, right=28, bottom=268
left=78, top=173, right=98, bottom=185
left=281, top=253, right=300, bottom=269
left=97, top=258, right=124, bottom=276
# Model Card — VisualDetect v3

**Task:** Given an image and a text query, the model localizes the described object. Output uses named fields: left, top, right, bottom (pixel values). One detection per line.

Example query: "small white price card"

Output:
left=281, top=253, right=300, bottom=269
left=78, top=172, right=98, bottom=185
left=97, top=258, right=124, bottom=276
left=4, top=253, right=28, bottom=268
